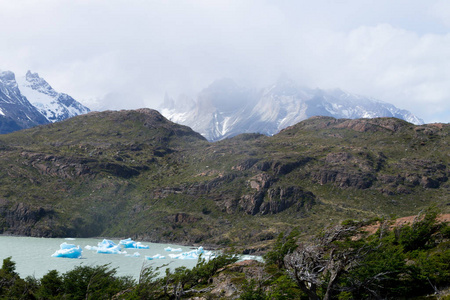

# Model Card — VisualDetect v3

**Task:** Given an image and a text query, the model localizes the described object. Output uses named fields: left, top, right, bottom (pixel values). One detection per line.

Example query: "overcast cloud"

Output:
left=0, top=0, right=449, bottom=122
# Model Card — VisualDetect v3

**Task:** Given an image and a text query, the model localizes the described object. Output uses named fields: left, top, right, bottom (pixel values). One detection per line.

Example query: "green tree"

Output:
left=396, top=207, right=444, bottom=251
left=0, top=257, right=34, bottom=299
left=36, top=270, right=63, bottom=299
left=239, top=279, right=267, bottom=300
left=61, top=264, right=134, bottom=300
left=264, top=229, right=299, bottom=270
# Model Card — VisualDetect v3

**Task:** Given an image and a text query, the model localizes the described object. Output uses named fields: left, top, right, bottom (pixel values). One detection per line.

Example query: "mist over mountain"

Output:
left=0, top=70, right=90, bottom=134
left=161, top=78, right=424, bottom=141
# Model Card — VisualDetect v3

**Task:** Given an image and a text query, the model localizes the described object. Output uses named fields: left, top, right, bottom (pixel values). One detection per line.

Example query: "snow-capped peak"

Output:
left=23, top=71, right=58, bottom=98
left=160, top=78, right=424, bottom=141
left=16, top=70, right=89, bottom=123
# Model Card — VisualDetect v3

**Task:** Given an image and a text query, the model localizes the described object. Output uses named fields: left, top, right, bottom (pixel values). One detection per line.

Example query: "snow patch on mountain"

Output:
left=16, top=71, right=90, bottom=123
left=0, top=69, right=90, bottom=134
left=161, top=78, right=424, bottom=141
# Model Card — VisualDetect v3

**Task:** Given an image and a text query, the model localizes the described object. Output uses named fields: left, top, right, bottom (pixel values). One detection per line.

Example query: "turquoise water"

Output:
left=0, top=236, right=201, bottom=280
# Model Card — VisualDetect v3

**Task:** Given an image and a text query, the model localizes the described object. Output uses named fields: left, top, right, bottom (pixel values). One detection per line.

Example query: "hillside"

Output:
left=0, top=110, right=448, bottom=252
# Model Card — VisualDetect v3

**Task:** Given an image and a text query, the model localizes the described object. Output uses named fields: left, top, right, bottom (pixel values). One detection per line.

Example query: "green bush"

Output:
left=0, top=257, right=34, bottom=299
left=61, top=264, right=134, bottom=300
left=264, top=229, right=299, bottom=270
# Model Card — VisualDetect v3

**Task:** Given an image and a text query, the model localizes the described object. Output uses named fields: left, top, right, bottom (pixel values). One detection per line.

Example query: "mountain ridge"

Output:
left=0, top=69, right=89, bottom=134
left=0, top=70, right=49, bottom=133
left=161, top=78, right=424, bottom=141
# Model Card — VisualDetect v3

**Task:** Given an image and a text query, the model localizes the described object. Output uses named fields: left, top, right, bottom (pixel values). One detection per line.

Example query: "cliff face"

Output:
left=0, top=199, right=58, bottom=236
left=0, top=110, right=448, bottom=249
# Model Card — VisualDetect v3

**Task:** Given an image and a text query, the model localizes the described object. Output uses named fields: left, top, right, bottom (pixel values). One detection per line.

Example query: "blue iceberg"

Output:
left=145, top=254, right=166, bottom=260
left=168, top=246, right=214, bottom=260
left=99, top=239, right=117, bottom=248
left=51, top=242, right=82, bottom=259
left=97, top=244, right=123, bottom=254
left=164, top=247, right=182, bottom=252
left=125, top=252, right=141, bottom=257
left=119, top=238, right=150, bottom=249
left=85, top=239, right=126, bottom=254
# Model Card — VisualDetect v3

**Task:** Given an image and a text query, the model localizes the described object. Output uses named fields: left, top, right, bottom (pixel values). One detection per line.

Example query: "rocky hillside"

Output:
left=0, top=109, right=448, bottom=252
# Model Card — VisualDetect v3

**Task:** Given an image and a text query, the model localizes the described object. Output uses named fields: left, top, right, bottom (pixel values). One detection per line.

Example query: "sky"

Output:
left=0, top=0, right=449, bottom=123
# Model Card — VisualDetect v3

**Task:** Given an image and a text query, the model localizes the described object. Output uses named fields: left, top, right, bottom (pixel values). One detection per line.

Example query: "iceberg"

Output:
left=145, top=254, right=166, bottom=260
left=60, top=242, right=77, bottom=249
left=125, top=252, right=141, bottom=258
left=51, top=243, right=82, bottom=259
left=119, top=238, right=150, bottom=249
left=239, top=255, right=263, bottom=262
left=164, top=247, right=182, bottom=252
left=99, top=239, right=117, bottom=248
left=97, top=244, right=123, bottom=254
left=85, top=239, right=126, bottom=254
left=168, top=246, right=214, bottom=260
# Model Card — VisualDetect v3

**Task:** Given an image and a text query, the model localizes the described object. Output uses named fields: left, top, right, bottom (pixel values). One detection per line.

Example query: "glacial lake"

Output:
left=0, top=236, right=204, bottom=280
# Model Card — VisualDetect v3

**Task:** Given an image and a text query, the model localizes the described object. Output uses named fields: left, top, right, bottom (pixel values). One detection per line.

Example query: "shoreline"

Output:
left=0, top=233, right=221, bottom=251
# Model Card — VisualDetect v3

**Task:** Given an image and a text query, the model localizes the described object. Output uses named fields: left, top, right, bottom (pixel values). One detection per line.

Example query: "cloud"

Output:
left=0, top=0, right=448, bottom=122
left=431, top=0, right=450, bottom=28
left=321, top=24, right=450, bottom=122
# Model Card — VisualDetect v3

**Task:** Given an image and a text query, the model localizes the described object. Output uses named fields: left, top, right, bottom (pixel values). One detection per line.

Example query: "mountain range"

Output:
left=1, top=70, right=425, bottom=142
left=0, top=70, right=89, bottom=134
left=161, top=78, right=424, bottom=141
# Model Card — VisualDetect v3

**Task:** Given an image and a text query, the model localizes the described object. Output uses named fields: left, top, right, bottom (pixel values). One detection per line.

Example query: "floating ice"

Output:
left=60, top=242, right=76, bottom=250
left=99, top=239, right=117, bottom=248
left=85, top=239, right=126, bottom=254
left=145, top=254, right=166, bottom=260
left=239, top=255, right=263, bottom=262
left=51, top=243, right=82, bottom=259
left=135, top=243, right=149, bottom=249
left=97, top=244, right=123, bottom=254
left=168, top=247, right=214, bottom=260
left=125, top=252, right=141, bottom=258
left=164, top=247, right=182, bottom=252
left=119, top=238, right=149, bottom=249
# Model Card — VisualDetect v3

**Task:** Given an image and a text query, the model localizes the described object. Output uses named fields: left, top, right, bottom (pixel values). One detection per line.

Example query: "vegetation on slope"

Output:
left=1, top=208, right=449, bottom=299
left=0, top=110, right=448, bottom=252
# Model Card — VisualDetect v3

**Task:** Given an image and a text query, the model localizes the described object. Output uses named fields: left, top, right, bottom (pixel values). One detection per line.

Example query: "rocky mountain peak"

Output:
left=0, top=69, right=90, bottom=133
left=25, top=70, right=39, bottom=79
left=161, top=78, right=424, bottom=141
left=0, top=70, right=15, bottom=81
left=23, top=70, right=57, bottom=97
left=0, top=71, right=19, bottom=92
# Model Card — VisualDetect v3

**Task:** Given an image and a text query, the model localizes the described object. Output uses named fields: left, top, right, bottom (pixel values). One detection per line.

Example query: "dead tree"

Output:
left=284, top=224, right=366, bottom=300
